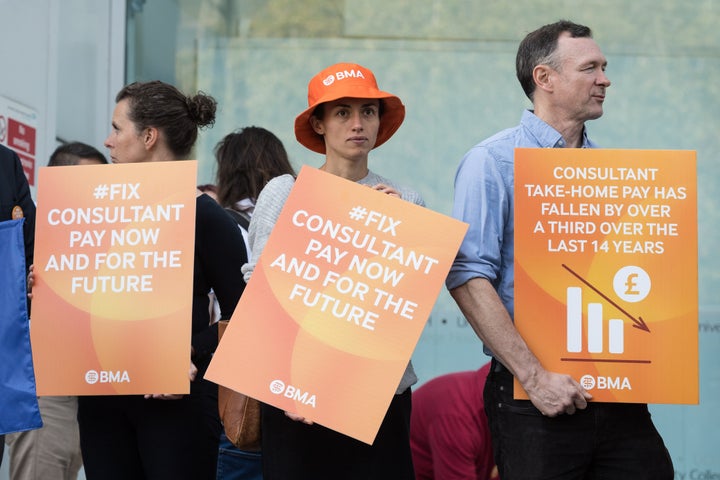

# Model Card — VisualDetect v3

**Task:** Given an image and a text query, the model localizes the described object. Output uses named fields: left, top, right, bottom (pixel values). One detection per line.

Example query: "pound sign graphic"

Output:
left=624, top=273, right=641, bottom=296
left=614, top=266, right=650, bottom=303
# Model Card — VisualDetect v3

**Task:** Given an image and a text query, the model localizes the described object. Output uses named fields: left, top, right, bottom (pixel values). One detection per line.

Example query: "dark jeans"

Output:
left=261, top=388, right=414, bottom=480
left=78, top=376, right=220, bottom=480
left=216, top=431, right=262, bottom=480
left=485, top=360, right=674, bottom=480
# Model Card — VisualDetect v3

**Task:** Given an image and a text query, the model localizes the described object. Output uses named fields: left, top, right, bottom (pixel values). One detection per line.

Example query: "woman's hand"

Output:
left=371, top=183, right=400, bottom=198
left=27, top=264, right=35, bottom=299
left=285, top=411, right=314, bottom=425
left=189, top=360, right=198, bottom=381
left=144, top=393, right=184, bottom=400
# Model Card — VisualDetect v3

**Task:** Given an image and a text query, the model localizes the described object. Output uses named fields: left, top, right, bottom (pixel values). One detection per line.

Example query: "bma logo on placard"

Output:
left=85, top=369, right=131, bottom=384
left=269, top=379, right=317, bottom=408
left=580, top=374, right=632, bottom=391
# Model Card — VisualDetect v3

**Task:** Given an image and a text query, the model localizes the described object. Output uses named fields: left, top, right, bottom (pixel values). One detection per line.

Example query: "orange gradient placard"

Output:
left=206, top=166, right=468, bottom=444
left=32, top=161, right=197, bottom=395
left=514, top=148, right=698, bottom=404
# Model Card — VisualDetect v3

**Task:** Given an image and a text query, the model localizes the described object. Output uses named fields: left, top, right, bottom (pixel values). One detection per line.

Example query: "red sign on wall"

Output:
left=8, top=118, right=36, bottom=156
left=0, top=96, right=38, bottom=186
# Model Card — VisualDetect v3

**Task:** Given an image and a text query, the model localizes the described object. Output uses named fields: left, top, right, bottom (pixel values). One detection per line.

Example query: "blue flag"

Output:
left=0, top=218, right=42, bottom=434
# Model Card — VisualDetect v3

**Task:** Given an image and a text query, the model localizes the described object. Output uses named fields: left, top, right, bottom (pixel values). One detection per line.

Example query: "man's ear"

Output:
left=533, top=64, right=554, bottom=94
left=143, top=127, right=159, bottom=150
left=309, top=116, right=324, bottom=135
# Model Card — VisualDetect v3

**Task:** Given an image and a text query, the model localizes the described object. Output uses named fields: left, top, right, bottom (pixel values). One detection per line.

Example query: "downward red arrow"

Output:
left=562, top=264, right=651, bottom=333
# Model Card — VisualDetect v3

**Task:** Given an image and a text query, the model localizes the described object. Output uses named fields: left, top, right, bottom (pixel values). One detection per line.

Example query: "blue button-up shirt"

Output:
left=446, top=110, right=597, bottom=323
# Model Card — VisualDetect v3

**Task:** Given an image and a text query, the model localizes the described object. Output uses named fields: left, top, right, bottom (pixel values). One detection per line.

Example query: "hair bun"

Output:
left=186, top=92, right=217, bottom=128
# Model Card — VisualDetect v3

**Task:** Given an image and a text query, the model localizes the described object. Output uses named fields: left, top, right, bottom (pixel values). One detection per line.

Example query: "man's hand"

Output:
left=522, top=369, right=592, bottom=416
left=451, top=278, right=591, bottom=417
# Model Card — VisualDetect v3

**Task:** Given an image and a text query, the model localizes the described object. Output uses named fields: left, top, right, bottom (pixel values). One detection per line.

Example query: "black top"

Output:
left=191, top=194, right=247, bottom=370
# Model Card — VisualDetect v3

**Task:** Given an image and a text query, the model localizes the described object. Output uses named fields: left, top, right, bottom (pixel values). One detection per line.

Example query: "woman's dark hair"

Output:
left=516, top=20, right=593, bottom=101
left=215, top=126, right=296, bottom=207
left=116, top=80, right=217, bottom=158
left=48, top=141, right=108, bottom=166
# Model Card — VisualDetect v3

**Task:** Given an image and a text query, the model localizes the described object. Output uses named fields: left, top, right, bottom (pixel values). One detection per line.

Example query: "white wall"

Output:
left=0, top=0, right=59, bottom=193
left=56, top=0, right=126, bottom=151
left=0, top=0, right=125, bottom=195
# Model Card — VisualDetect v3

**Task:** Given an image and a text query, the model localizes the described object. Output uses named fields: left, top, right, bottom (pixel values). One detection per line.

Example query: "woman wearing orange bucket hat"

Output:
left=241, top=62, right=422, bottom=479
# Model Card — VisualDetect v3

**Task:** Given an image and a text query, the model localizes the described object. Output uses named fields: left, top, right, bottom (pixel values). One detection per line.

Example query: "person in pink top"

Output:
left=410, top=362, right=499, bottom=480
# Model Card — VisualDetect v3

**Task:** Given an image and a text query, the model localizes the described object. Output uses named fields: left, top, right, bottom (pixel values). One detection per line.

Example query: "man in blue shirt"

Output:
left=447, top=20, right=673, bottom=479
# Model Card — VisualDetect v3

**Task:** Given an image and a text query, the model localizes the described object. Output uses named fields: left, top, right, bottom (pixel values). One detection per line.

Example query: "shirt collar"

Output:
left=520, top=109, right=596, bottom=148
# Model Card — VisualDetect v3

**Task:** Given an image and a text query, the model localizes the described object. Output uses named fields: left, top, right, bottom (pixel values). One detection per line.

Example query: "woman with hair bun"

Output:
left=76, top=80, right=247, bottom=480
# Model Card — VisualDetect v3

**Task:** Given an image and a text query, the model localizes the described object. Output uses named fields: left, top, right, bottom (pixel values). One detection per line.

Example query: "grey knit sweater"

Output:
left=241, top=171, right=424, bottom=394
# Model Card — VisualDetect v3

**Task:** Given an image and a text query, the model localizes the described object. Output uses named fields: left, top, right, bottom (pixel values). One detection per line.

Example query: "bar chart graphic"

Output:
left=561, top=264, right=651, bottom=364
left=566, top=287, right=625, bottom=354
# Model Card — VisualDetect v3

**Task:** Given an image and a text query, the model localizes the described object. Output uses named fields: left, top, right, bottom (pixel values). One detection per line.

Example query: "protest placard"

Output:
left=206, top=166, right=468, bottom=443
left=31, top=161, right=197, bottom=395
left=514, top=148, right=698, bottom=404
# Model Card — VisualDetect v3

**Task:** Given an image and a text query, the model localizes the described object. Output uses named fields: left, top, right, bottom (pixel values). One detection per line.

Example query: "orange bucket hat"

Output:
left=294, top=62, right=406, bottom=154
